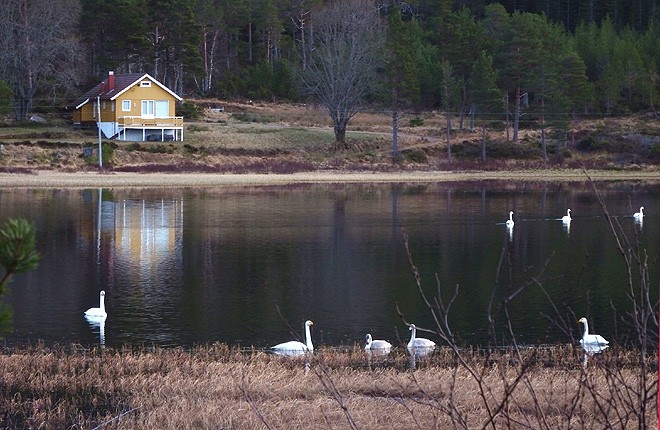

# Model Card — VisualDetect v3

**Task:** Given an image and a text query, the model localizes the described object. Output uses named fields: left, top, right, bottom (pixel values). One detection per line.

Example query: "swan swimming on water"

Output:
left=505, top=211, right=515, bottom=228
left=271, top=320, right=314, bottom=356
left=407, top=324, right=436, bottom=356
left=365, top=334, right=392, bottom=353
left=84, top=290, right=107, bottom=318
left=562, top=209, right=572, bottom=223
left=578, top=317, right=609, bottom=353
left=634, top=206, right=644, bottom=220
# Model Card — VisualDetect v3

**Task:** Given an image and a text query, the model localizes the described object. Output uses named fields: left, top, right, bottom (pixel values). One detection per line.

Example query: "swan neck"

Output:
left=305, top=324, right=313, bottom=350
left=100, top=295, right=105, bottom=311
left=582, top=320, right=589, bottom=337
left=409, top=326, right=416, bottom=343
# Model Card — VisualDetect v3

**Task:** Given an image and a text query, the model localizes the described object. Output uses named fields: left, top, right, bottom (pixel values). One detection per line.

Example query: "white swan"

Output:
left=365, top=334, right=392, bottom=353
left=271, top=320, right=314, bottom=356
left=407, top=324, right=436, bottom=355
left=505, top=211, right=514, bottom=228
left=634, top=206, right=644, bottom=220
left=84, top=290, right=107, bottom=318
left=562, top=209, right=572, bottom=223
left=578, top=317, right=609, bottom=353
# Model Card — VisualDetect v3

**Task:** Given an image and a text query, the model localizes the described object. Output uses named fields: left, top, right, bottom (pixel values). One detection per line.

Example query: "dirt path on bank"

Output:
left=0, top=169, right=658, bottom=188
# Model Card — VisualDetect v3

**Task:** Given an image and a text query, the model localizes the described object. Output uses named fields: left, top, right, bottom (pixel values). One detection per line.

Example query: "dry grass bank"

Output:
left=0, top=344, right=656, bottom=429
left=1, top=102, right=660, bottom=177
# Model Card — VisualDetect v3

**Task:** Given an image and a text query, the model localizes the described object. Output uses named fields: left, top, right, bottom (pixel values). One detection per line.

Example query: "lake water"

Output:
left=1, top=181, right=658, bottom=350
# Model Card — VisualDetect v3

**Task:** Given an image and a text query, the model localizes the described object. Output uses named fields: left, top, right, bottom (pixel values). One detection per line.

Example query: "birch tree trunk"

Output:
left=0, top=0, right=82, bottom=120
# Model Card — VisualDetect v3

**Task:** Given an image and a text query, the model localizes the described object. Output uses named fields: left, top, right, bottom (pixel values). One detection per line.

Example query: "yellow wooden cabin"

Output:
left=71, top=72, right=184, bottom=142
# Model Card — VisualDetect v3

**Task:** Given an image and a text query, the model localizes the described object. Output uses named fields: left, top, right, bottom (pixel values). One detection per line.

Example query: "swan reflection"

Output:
left=407, top=346, right=436, bottom=369
left=408, top=345, right=435, bottom=357
left=580, top=342, right=609, bottom=368
left=85, top=314, right=106, bottom=348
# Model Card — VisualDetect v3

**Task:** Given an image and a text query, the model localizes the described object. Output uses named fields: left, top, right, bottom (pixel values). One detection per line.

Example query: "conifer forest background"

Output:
left=1, top=0, right=660, bottom=130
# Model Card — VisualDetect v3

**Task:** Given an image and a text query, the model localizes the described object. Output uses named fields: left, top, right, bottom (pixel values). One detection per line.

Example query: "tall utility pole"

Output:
left=504, top=93, right=510, bottom=141
left=513, top=85, right=520, bottom=142
left=97, top=96, right=102, bottom=167
left=391, top=111, right=399, bottom=157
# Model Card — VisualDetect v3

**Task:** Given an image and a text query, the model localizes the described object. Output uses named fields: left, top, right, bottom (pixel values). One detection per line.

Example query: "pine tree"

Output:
left=467, top=51, right=501, bottom=160
left=387, top=7, right=422, bottom=156
left=0, top=219, right=40, bottom=337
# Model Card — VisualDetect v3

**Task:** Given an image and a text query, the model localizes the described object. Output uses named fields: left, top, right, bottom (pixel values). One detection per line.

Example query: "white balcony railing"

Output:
left=118, top=116, right=183, bottom=127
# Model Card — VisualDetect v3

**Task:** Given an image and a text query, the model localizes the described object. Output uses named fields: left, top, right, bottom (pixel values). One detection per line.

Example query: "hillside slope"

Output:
left=1, top=102, right=659, bottom=174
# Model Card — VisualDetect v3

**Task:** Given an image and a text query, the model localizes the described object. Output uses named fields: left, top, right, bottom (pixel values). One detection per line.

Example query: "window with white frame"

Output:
left=122, top=100, right=131, bottom=111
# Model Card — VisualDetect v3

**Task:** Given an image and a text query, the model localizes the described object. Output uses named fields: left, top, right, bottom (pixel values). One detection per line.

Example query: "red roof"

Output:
left=71, top=73, right=182, bottom=109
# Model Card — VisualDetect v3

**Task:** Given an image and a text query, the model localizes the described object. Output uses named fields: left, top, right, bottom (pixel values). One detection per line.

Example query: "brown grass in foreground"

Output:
left=0, top=344, right=655, bottom=429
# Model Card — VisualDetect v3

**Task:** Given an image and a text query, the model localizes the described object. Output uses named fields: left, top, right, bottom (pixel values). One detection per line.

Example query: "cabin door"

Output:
left=141, top=100, right=155, bottom=119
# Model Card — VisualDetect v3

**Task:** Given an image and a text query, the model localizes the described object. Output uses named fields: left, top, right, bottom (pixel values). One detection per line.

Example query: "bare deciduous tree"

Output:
left=0, top=0, right=83, bottom=120
left=297, top=0, right=385, bottom=148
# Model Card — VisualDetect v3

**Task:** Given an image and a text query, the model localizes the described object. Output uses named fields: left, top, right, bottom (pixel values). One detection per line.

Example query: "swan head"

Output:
left=365, top=334, right=372, bottom=343
left=100, top=290, right=106, bottom=297
left=567, top=209, right=571, bottom=214
left=305, top=320, right=314, bottom=328
left=578, top=317, right=588, bottom=331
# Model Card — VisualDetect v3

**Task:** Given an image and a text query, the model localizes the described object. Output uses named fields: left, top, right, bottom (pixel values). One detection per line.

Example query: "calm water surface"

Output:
left=1, top=181, right=658, bottom=350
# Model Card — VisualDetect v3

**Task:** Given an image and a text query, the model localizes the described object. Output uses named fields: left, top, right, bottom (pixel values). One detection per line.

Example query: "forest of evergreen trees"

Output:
left=1, top=0, right=660, bottom=125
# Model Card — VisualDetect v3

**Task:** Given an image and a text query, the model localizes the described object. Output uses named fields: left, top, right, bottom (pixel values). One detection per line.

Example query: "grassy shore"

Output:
left=0, top=343, right=656, bottom=429
left=1, top=103, right=660, bottom=187
left=0, top=169, right=659, bottom=188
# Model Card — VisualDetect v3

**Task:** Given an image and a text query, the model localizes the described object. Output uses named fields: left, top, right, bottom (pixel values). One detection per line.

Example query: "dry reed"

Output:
left=0, top=343, right=655, bottom=429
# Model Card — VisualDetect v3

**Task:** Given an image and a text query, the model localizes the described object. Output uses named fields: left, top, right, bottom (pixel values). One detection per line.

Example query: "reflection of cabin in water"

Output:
left=119, top=200, right=183, bottom=262
left=70, top=72, right=183, bottom=142
left=99, top=197, right=183, bottom=266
